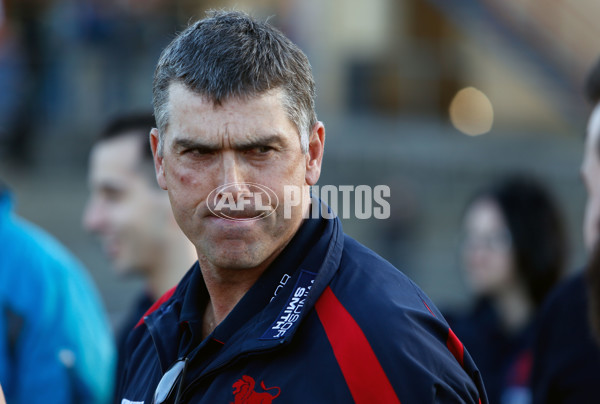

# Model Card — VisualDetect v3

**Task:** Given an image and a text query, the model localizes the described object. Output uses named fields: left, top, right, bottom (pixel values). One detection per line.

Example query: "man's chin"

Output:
left=201, top=244, right=269, bottom=271
left=208, top=253, right=263, bottom=271
left=198, top=228, right=292, bottom=271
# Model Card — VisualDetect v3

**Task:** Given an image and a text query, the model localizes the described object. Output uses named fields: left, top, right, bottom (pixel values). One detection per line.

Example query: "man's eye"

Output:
left=103, top=188, right=124, bottom=202
left=255, top=146, right=273, bottom=154
left=186, top=148, right=211, bottom=156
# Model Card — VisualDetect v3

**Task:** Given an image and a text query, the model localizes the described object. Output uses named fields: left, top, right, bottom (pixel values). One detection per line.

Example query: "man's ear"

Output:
left=150, top=128, right=168, bottom=190
left=305, top=122, right=325, bottom=186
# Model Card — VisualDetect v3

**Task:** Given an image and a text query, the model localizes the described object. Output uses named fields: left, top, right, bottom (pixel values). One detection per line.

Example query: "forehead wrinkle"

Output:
left=167, top=88, right=295, bottom=150
left=222, top=123, right=232, bottom=148
left=169, top=127, right=220, bottom=148
left=219, top=126, right=280, bottom=150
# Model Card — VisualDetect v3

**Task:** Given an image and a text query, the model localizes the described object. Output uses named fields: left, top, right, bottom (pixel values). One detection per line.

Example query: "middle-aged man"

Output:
left=530, top=57, right=600, bottom=404
left=117, top=10, right=487, bottom=404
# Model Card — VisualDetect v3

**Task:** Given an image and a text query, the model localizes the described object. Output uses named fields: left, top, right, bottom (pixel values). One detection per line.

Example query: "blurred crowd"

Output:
left=0, top=0, right=187, bottom=164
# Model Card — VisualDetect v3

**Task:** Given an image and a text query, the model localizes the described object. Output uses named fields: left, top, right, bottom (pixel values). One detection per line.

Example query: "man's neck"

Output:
left=198, top=251, right=280, bottom=339
left=492, top=283, right=533, bottom=336
left=147, top=240, right=197, bottom=299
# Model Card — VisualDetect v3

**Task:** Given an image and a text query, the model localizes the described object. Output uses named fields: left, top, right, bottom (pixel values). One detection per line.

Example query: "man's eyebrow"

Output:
left=233, top=134, right=286, bottom=150
left=171, top=138, right=220, bottom=152
left=92, top=179, right=127, bottom=194
left=171, top=134, right=287, bottom=151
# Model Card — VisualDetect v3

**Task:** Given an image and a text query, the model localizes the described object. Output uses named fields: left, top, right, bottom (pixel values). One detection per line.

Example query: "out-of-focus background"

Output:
left=0, top=0, right=597, bottom=328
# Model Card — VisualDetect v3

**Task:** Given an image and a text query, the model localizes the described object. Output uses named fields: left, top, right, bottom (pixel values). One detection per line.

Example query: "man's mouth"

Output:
left=207, top=207, right=273, bottom=221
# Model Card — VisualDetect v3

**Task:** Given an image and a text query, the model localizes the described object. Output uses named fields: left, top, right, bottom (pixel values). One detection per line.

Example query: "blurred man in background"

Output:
left=83, top=113, right=195, bottom=382
left=530, top=57, right=600, bottom=404
left=0, top=183, right=115, bottom=403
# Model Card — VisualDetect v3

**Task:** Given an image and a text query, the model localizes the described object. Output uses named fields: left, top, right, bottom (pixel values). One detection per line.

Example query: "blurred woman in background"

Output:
left=446, top=175, right=567, bottom=404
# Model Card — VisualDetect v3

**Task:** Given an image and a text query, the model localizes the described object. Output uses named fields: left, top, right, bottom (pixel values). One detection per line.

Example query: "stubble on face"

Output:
left=157, top=84, right=311, bottom=277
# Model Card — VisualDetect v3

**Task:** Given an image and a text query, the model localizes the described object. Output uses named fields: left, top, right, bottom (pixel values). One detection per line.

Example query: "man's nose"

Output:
left=83, top=199, right=105, bottom=233
left=218, top=154, right=251, bottom=199
left=221, top=152, right=242, bottom=183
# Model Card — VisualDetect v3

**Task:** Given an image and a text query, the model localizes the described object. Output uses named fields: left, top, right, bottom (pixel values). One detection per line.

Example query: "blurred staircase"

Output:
left=428, top=0, right=600, bottom=117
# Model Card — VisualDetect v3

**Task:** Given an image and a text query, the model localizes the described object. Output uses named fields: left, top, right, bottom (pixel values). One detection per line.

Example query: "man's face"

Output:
left=582, top=103, right=600, bottom=251
left=84, top=134, right=173, bottom=276
left=151, top=84, right=324, bottom=272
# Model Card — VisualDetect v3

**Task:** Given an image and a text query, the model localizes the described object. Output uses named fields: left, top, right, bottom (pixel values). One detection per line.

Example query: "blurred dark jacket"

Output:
left=446, top=300, right=535, bottom=404
left=531, top=272, right=600, bottom=404
left=115, top=292, right=153, bottom=390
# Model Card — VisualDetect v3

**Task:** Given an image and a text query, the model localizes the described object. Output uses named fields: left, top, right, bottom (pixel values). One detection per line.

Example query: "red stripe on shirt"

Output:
left=446, top=328, right=464, bottom=367
left=315, top=286, right=401, bottom=404
left=135, top=286, right=177, bottom=328
left=421, top=299, right=436, bottom=317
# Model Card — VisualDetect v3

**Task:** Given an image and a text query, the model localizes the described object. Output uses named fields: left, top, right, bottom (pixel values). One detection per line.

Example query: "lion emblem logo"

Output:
left=230, top=375, right=281, bottom=404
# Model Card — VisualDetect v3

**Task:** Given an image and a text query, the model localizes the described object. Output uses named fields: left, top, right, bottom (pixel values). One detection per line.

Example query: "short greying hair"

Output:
left=153, top=10, right=317, bottom=155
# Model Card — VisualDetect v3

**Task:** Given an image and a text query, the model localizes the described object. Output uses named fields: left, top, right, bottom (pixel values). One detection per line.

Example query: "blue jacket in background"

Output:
left=118, top=213, right=487, bottom=403
left=0, top=189, right=116, bottom=403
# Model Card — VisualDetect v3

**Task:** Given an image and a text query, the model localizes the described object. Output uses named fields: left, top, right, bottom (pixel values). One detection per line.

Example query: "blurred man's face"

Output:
left=582, top=104, right=600, bottom=251
left=84, top=134, right=173, bottom=276
left=151, top=84, right=324, bottom=273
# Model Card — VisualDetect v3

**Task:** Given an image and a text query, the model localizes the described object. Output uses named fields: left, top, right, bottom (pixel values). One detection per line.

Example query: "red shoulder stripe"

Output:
left=135, top=286, right=177, bottom=328
left=315, top=286, right=401, bottom=404
left=446, top=328, right=464, bottom=367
